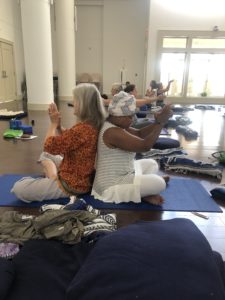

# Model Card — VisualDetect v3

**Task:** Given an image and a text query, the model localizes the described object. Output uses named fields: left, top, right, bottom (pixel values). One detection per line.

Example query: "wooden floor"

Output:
left=1, top=100, right=225, bottom=259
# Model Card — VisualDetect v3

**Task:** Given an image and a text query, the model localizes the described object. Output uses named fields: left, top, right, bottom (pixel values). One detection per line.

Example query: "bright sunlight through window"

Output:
left=158, top=32, right=225, bottom=99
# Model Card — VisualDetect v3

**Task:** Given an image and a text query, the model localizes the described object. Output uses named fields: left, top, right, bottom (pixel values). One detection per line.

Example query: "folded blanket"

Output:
left=137, top=147, right=187, bottom=159
left=0, top=109, right=27, bottom=120
left=195, top=105, right=215, bottom=110
left=160, top=156, right=223, bottom=180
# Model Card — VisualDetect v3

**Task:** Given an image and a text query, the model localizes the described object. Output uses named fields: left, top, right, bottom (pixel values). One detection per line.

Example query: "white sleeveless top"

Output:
left=91, top=121, right=141, bottom=203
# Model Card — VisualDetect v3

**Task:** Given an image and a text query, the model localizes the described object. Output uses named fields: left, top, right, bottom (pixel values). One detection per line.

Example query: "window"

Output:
left=188, top=54, right=225, bottom=97
left=162, top=38, right=187, bottom=48
left=157, top=31, right=225, bottom=99
left=192, top=38, right=225, bottom=48
left=160, top=53, right=185, bottom=96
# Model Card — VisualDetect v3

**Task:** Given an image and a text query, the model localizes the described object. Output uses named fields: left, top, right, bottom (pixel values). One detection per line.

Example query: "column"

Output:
left=55, top=0, right=76, bottom=101
left=20, top=0, right=53, bottom=110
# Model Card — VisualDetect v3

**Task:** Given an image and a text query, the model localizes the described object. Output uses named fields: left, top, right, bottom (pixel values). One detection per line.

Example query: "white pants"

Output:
left=11, top=152, right=67, bottom=202
left=134, top=159, right=166, bottom=198
left=92, top=159, right=166, bottom=203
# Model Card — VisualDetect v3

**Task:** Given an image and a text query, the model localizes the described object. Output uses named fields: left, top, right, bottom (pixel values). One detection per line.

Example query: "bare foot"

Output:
left=162, top=175, right=170, bottom=185
left=142, top=195, right=164, bottom=206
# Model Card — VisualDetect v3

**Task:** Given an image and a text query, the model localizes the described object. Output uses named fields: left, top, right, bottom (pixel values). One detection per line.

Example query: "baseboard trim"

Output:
left=58, top=96, right=73, bottom=101
left=27, top=103, right=49, bottom=111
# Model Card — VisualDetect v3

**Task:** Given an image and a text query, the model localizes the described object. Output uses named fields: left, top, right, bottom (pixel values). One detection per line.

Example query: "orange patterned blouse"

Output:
left=44, top=122, right=98, bottom=193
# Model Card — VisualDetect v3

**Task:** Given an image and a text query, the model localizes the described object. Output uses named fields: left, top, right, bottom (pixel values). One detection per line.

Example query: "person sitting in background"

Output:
left=103, top=82, right=164, bottom=110
left=125, top=81, right=131, bottom=87
left=102, top=83, right=124, bottom=106
left=91, top=91, right=173, bottom=205
left=124, top=83, right=138, bottom=97
left=124, top=83, right=165, bottom=129
left=111, top=82, right=123, bottom=96
left=124, top=83, right=165, bottom=108
left=11, top=83, right=107, bottom=202
left=146, top=79, right=174, bottom=106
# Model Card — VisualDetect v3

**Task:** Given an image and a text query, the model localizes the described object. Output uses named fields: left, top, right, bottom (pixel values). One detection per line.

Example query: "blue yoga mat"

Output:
left=0, top=174, right=222, bottom=212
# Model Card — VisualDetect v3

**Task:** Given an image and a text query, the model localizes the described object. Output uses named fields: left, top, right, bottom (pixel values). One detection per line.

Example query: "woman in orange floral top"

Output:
left=11, top=83, right=107, bottom=202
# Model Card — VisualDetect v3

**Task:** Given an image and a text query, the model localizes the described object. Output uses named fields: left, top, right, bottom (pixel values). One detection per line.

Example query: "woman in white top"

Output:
left=92, top=91, right=173, bottom=205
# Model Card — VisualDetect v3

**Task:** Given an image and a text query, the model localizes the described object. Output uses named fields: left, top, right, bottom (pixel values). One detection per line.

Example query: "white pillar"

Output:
left=55, top=0, right=76, bottom=101
left=20, top=0, right=53, bottom=110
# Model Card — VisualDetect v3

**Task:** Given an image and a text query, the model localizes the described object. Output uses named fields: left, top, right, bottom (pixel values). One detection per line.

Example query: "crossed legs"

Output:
left=11, top=152, right=67, bottom=202
left=134, top=159, right=169, bottom=205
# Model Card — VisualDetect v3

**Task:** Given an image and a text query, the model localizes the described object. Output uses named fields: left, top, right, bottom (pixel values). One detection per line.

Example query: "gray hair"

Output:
left=73, top=83, right=107, bottom=130
left=111, top=83, right=123, bottom=95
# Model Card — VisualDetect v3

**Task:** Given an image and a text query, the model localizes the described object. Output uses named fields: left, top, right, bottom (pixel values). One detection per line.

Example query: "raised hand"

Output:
left=48, top=103, right=61, bottom=127
left=154, top=103, right=173, bottom=125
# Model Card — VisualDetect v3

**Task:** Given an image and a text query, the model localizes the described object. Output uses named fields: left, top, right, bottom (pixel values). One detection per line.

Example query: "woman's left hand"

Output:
left=154, top=103, right=173, bottom=125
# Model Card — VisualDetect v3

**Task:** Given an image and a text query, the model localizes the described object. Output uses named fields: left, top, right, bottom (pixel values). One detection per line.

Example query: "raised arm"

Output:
left=104, top=104, right=173, bottom=153
left=136, top=94, right=166, bottom=107
left=44, top=103, right=62, bottom=142
left=129, top=104, right=172, bottom=137
left=157, top=80, right=174, bottom=95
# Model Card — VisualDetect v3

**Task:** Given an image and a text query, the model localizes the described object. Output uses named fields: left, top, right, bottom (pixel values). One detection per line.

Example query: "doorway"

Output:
left=0, top=41, right=17, bottom=102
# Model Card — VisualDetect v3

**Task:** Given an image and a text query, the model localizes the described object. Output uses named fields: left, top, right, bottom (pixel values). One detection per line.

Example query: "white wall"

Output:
left=102, top=0, right=149, bottom=95
left=1, top=0, right=225, bottom=103
left=76, top=4, right=103, bottom=77
left=75, top=0, right=149, bottom=95
left=0, top=0, right=25, bottom=98
left=146, top=0, right=225, bottom=92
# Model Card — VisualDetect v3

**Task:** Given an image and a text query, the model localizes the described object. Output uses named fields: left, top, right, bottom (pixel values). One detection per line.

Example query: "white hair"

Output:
left=73, top=83, right=107, bottom=129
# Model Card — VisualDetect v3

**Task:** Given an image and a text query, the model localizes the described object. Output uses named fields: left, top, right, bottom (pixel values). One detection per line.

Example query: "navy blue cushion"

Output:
left=176, top=125, right=198, bottom=139
left=7, top=240, right=93, bottom=300
left=0, top=258, right=15, bottom=300
left=135, top=112, right=147, bottom=118
left=210, top=186, right=225, bottom=201
left=153, top=137, right=180, bottom=149
left=139, top=104, right=149, bottom=111
left=67, top=218, right=225, bottom=300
